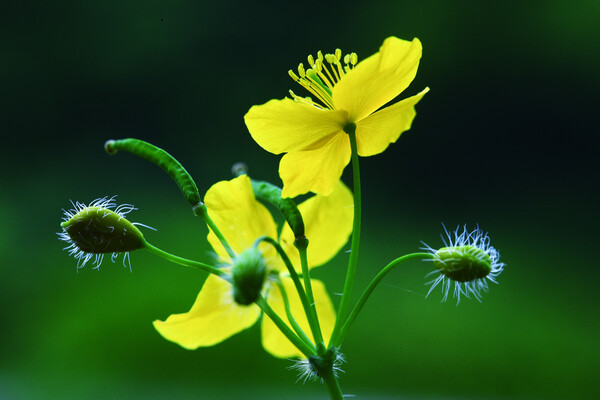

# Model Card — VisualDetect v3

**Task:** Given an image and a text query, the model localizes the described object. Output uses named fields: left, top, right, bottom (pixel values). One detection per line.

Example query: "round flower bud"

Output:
left=433, top=245, right=492, bottom=282
left=422, top=225, right=504, bottom=303
left=231, top=247, right=267, bottom=305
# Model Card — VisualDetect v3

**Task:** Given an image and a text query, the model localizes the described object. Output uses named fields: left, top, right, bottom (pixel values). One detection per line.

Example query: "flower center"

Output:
left=288, top=49, right=358, bottom=110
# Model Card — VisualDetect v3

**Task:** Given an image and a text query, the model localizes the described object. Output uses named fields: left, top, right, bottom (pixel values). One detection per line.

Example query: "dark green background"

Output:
left=2, top=1, right=599, bottom=399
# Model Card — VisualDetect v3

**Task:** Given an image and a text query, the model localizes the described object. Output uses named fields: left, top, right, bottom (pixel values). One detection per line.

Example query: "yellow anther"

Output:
left=314, top=59, right=323, bottom=72
left=288, top=70, right=299, bottom=81
left=289, top=48, right=359, bottom=110
left=297, top=63, right=306, bottom=78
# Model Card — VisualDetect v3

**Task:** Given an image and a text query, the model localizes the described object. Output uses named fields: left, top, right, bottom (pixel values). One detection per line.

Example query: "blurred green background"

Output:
left=2, top=1, right=599, bottom=399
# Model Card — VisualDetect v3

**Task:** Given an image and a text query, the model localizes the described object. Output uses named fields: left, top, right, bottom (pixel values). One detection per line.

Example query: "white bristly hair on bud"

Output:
left=421, top=225, right=505, bottom=304
left=58, top=196, right=150, bottom=271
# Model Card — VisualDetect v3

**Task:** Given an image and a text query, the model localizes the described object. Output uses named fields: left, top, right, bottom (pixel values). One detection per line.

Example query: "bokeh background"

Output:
left=2, top=1, right=599, bottom=399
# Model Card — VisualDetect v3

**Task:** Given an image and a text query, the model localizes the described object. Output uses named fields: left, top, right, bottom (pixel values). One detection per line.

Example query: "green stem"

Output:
left=255, top=295, right=316, bottom=357
left=329, top=123, right=361, bottom=346
left=322, top=368, right=344, bottom=400
left=275, top=280, right=315, bottom=351
left=256, top=236, right=322, bottom=346
left=296, top=242, right=324, bottom=345
left=143, top=241, right=226, bottom=278
left=335, top=252, right=433, bottom=345
left=193, top=202, right=236, bottom=260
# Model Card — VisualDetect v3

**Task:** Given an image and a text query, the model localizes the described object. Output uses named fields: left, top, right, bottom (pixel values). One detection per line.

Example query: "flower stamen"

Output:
left=313, top=64, right=335, bottom=91
left=287, top=90, right=326, bottom=110
left=288, top=48, right=359, bottom=110
left=315, top=56, right=336, bottom=89
left=288, top=72, right=335, bottom=109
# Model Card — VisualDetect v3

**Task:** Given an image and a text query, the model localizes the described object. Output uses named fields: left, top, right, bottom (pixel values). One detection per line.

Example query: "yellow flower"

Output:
left=244, top=36, right=429, bottom=198
left=153, top=175, right=353, bottom=358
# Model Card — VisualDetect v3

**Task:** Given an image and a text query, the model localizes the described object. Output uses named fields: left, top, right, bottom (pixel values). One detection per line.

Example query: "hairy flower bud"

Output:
left=422, top=225, right=504, bottom=303
left=58, top=196, right=147, bottom=269
left=231, top=247, right=267, bottom=305
left=433, top=245, right=492, bottom=282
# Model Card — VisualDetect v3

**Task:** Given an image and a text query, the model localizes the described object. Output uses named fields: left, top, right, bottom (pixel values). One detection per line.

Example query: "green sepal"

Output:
left=105, top=138, right=201, bottom=207
left=250, top=179, right=305, bottom=240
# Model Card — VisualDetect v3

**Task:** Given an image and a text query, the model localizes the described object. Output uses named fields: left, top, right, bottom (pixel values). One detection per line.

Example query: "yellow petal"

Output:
left=355, top=87, right=429, bottom=157
left=204, top=175, right=278, bottom=262
left=333, top=37, right=423, bottom=122
left=261, top=277, right=336, bottom=358
left=279, top=132, right=350, bottom=198
left=280, top=180, right=354, bottom=270
left=153, top=274, right=261, bottom=349
left=244, top=98, right=348, bottom=155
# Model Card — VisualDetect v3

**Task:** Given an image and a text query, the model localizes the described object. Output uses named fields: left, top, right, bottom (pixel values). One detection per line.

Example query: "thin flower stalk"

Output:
left=329, top=124, right=361, bottom=347
left=256, top=236, right=323, bottom=346
left=335, top=252, right=433, bottom=345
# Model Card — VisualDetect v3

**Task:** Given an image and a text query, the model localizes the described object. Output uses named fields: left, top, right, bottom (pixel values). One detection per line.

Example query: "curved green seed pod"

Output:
left=250, top=179, right=305, bottom=240
left=105, top=138, right=201, bottom=207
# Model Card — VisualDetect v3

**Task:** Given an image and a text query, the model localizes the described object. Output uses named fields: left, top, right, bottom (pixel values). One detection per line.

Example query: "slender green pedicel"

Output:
left=248, top=179, right=323, bottom=343
left=105, top=138, right=201, bottom=207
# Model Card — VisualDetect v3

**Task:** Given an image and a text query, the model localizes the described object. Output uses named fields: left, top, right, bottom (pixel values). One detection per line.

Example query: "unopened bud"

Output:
left=59, top=196, right=146, bottom=269
left=433, top=245, right=492, bottom=282
left=231, top=247, right=267, bottom=305
left=423, top=225, right=504, bottom=303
